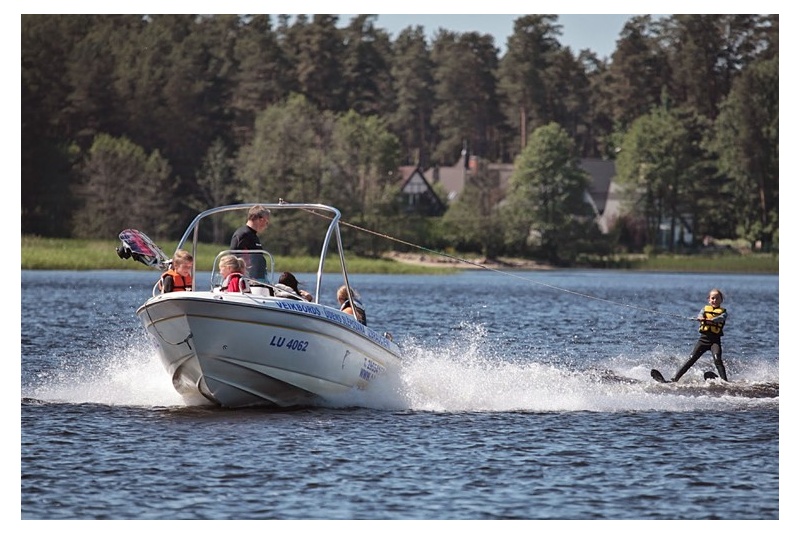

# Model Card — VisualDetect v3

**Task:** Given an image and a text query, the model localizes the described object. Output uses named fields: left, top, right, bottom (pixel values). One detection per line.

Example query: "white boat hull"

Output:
left=138, top=291, right=402, bottom=408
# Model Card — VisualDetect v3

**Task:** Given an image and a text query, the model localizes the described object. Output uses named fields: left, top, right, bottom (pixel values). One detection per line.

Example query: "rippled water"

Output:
left=20, top=269, right=780, bottom=519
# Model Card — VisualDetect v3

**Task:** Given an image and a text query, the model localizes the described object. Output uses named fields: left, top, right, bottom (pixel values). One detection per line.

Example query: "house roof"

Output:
left=425, top=156, right=613, bottom=197
left=400, top=167, right=431, bottom=195
left=579, top=158, right=616, bottom=214
left=397, top=164, right=446, bottom=212
left=403, top=155, right=618, bottom=228
left=421, top=155, right=516, bottom=203
left=397, top=165, right=417, bottom=183
left=423, top=155, right=467, bottom=202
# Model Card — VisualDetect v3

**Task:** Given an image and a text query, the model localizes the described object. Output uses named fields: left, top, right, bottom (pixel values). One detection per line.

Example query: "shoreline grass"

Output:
left=21, top=236, right=778, bottom=274
left=20, top=236, right=457, bottom=274
left=573, top=252, right=778, bottom=273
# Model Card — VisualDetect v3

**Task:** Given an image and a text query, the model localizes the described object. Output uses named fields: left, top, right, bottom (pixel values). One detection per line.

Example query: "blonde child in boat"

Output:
left=337, top=285, right=367, bottom=325
left=218, top=254, right=249, bottom=293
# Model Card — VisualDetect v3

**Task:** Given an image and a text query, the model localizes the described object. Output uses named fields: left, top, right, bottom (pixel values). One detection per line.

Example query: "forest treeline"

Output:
left=21, top=14, right=778, bottom=264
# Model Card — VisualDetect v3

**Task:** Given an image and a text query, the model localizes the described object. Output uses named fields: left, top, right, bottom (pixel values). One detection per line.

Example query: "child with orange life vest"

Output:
left=159, top=249, right=193, bottom=293
left=671, top=288, right=729, bottom=382
left=218, top=254, right=249, bottom=293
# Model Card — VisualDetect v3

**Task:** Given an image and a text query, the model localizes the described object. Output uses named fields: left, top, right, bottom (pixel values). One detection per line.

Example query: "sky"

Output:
left=13, top=6, right=784, bottom=61
left=337, top=14, right=649, bottom=59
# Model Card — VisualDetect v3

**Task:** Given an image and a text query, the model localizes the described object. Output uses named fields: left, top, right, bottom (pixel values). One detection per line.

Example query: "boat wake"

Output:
left=328, top=322, right=779, bottom=412
left=22, top=323, right=778, bottom=412
left=22, top=334, right=185, bottom=408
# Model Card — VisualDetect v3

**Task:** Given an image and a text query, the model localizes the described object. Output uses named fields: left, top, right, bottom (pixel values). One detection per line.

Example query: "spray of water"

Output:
left=326, top=322, right=779, bottom=412
left=23, top=322, right=777, bottom=412
left=22, top=333, right=185, bottom=408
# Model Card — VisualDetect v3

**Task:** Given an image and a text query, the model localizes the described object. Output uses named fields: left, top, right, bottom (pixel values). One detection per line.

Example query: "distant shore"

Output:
left=383, top=251, right=552, bottom=271
left=20, top=236, right=778, bottom=274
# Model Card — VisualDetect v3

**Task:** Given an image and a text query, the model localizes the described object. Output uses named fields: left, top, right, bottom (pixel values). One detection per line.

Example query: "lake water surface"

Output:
left=20, top=269, right=781, bottom=520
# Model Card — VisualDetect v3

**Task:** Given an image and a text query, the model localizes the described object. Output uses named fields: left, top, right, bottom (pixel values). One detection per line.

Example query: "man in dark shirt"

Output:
left=230, top=205, right=270, bottom=280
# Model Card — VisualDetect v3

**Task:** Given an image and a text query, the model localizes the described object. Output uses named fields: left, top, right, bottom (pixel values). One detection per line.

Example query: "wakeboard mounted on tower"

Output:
left=116, top=229, right=170, bottom=270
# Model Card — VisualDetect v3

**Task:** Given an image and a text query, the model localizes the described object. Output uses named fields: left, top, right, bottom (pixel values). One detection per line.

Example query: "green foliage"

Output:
left=189, top=138, right=237, bottom=243
left=328, top=110, right=401, bottom=220
left=286, top=15, right=346, bottom=112
left=615, top=106, right=714, bottom=250
left=236, top=93, right=324, bottom=204
left=431, top=30, right=503, bottom=163
left=339, top=15, right=395, bottom=117
left=709, top=56, right=779, bottom=251
left=389, top=26, right=435, bottom=166
left=72, top=133, right=178, bottom=240
left=21, top=141, right=79, bottom=237
left=502, top=123, right=593, bottom=263
left=235, top=95, right=401, bottom=256
left=231, top=14, right=292, bottom=145
left=605, top=15, right=669, bottom=130
left=498, top=14, right=563, bottom=155
left=441, top=159, right=503, bottom=258
left=21, top=14, right=779, bottom=262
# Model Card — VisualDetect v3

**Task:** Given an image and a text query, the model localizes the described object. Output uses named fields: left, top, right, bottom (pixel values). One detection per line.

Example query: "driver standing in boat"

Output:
left=230, top=205, right=270, bottom=281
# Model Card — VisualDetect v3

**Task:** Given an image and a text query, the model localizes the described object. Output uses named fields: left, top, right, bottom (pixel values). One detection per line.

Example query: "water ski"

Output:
left=650, top=369, right=670, bottom=383
left=652, top=368, right=719, bottom=384
left=117, top=229, right=170, bottom=270
left=649, top=369, right=776, bottom=397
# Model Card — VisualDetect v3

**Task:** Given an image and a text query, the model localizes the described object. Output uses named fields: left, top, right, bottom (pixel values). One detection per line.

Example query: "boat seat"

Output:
left=272, top=283, right=306, bottom=301
left=246, top=279, right=274, bottom=297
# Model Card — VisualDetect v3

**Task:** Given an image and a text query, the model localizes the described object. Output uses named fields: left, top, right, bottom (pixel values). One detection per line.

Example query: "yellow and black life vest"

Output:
left=698, top=305, right=725, bottom=335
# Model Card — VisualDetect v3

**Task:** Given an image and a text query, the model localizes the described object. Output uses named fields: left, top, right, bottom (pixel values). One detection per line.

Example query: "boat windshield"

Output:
left=175, top=202, right=353, bottom=306
left=210, top=249, right=275, bottom=287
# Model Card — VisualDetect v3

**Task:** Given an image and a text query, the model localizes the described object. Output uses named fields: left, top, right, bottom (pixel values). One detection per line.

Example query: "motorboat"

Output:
left=117, top=202, right=403, bottom=408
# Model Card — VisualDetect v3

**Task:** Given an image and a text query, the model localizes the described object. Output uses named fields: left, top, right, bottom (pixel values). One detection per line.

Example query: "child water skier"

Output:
left=671, top=288, right=729, bottom=382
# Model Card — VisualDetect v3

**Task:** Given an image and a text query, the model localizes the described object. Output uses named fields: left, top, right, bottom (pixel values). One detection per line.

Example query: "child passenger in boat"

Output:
left=275, top=272, right=313, bottom=301
left=337, top=285, right=367, bottom=325
left=159, top=249, right=193, bottom=293
left=218, top=254, right=249, bottom=293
